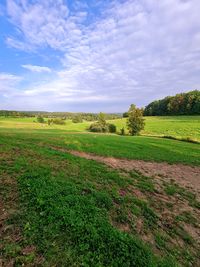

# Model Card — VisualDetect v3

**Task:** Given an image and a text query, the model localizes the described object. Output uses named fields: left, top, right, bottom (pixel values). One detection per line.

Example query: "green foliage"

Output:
left=0, top=110, right=121, bottom=121
left=36, top=115, right=45, bottom=123
left=108, top=123, right=116, bottom=133
left=127, top=105, right=145, bottom=135
left=98, top=112, right=107, bottom=126
left=89, top=113, right=116, bottom=133
left=89, top=122, right=108, bottom=132
left=120, top=127, right=125, bottom=135
left=72, top=115, right=83, bottom=123
left=48, top=118, right=66, bottom=125
left=123, top=112, right=129, bottom=118
left=144, top=90, right=200, bottom=116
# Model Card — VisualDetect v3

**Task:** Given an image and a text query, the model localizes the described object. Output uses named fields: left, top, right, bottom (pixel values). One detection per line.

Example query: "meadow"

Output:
left=1, top=115, right=200, bottom=266
left=0, top=115, right=199, bottom=141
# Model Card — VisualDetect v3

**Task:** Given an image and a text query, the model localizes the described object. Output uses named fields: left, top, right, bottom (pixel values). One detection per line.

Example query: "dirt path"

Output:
left=51, top=147, right=200, bottom=197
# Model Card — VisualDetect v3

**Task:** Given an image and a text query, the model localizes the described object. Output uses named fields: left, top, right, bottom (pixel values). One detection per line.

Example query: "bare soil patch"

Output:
left=51, top=147, right=200, bottom=197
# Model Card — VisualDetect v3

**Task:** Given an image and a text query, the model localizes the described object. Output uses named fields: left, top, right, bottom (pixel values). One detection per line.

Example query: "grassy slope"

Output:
left=0, top=130, right=199, bottom=165
left=0, top=115, right=200, bottom=140
left=108, top=116, right=200, bottom=140
left=0, top=116, right=199, bottom=166
left=0, top=134, right=176, bottom=267
left=1, top=118, right=200, bottom=266
left=2, top=133, right=200, bottom=266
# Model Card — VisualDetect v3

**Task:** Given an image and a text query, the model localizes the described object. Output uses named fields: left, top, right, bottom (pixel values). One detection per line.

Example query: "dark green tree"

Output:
left=144, top=90, right=200, bottom=116
left=98, top=112, right=106, bottom=126
left=37, top=115, right=45, bottom=123
left=127, top=105, right=145, bottom=135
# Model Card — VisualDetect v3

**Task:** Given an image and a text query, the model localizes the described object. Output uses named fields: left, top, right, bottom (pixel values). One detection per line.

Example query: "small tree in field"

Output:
left=37, top=115, right=45, bottom=123
left=127, top=105, right=145, bottom=135
left=98, top=112, right=106, bottom=127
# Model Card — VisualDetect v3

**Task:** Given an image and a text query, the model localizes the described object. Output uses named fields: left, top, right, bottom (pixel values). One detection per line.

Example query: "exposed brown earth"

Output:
left=51, top=147, right=200, bottom=198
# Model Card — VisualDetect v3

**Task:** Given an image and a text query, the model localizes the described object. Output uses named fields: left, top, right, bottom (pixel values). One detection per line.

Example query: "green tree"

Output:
left=98, top=112, right=106, bottom=126
left=37, top=115, right=45, bottom=123
left=144, top=90, right=200, bottom=116
left=72, top=115, right=83, bottom=123
left=123, top=112, right=129, bottom=118
left=127, top=105, right=145, bottom=135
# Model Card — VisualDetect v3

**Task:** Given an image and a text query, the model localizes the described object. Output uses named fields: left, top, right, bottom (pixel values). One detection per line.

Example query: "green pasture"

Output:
left=0, top=115, right=199, bottom=140
left=1, top=116, right=200, bottom=266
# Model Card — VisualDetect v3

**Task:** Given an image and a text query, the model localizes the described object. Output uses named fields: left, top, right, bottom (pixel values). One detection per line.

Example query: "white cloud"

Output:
left=3, top=0, right=200, bottom=111
left=0, top=72, right=22, bottom=97
left=6, top=0, right=83, bottom=51
left=22, top=64, right=52, bottom=73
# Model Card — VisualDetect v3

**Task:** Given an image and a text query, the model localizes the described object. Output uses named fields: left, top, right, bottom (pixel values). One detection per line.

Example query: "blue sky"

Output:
left=0, top=0, right=200, bottom=112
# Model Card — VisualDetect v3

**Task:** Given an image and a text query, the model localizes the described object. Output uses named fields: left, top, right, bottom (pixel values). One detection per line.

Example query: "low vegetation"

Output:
left=1, top=129, right=200, bottom=266
left=0, top=94, right=200, bottom=266
left=89, top=112, right=116, bottom=133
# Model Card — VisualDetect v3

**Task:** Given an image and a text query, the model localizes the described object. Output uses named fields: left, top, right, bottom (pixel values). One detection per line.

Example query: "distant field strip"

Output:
left=0, top=116, right=200, bottom=140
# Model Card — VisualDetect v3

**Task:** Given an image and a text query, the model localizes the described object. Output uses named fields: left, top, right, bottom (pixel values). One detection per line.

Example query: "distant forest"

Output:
left=144, top=90, right=200, bottom=116
left=0, top=110, right=121, bottom=121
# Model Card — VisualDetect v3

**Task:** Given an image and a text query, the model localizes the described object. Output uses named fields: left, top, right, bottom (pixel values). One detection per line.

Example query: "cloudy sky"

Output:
left=0, top=0, right=200, bottom=112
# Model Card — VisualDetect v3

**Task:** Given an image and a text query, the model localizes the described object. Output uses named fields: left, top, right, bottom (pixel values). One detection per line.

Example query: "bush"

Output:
left=120, top=127, right=125, bottom=135
left=123, top=112, right=129, bottom=118
left=37, top=116, right=45, bottom=123
left=89, top=123, right=108, bottom=133
left=52, top=118, right=65, bottom=125
left=108, top=123, right=116, bottom=133
left=72, top=116, right=83, bottom=123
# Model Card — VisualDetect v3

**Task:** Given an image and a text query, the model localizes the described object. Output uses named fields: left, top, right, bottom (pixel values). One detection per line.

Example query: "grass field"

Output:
left=0, top=115, right=200, bottom=140
left=1, top=116, right=200, bottom=266
left=109, top=116, right=200, bottom=140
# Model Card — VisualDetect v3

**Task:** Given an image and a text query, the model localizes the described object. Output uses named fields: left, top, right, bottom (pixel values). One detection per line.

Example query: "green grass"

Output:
left=1, top=135, right=180, bottom=267
left=0, top=127, right=199, bottom=165
left=1, top=117, right=200, bottom=266
left=1, top=115, right=200, bottom=141
left=108, top=116, right=200, bottom=141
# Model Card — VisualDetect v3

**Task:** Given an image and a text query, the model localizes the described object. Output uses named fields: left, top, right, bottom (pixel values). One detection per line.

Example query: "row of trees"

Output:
left=0, top=110, right=121, bottom=121
left=144, top=90, right=200, bottom=116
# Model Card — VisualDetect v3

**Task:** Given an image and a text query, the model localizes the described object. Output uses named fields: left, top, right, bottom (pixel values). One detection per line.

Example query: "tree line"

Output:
left=0, top=110, right=121, bottom=121
left=144, top=90, right=200, bottom=116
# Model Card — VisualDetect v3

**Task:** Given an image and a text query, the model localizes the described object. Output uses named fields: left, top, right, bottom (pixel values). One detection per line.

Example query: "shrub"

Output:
left=72, top=116, right=83, bottom=123
left=123, top=112, right=129, bottom=118
left=48, top=119, right=53, bottom=125
left=108, top=123, right=116, bottom=133
left=120, top=127, right=125, bottom=135
left=52, top=118, right=65, bottom=125
left=37, top=116, right=45, bottom=123
left=89, top=123, right=108, bottom=133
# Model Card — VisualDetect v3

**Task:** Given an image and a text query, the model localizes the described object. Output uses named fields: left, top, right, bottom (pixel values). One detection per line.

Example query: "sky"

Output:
left=0, top=0, right=200, bottom=112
